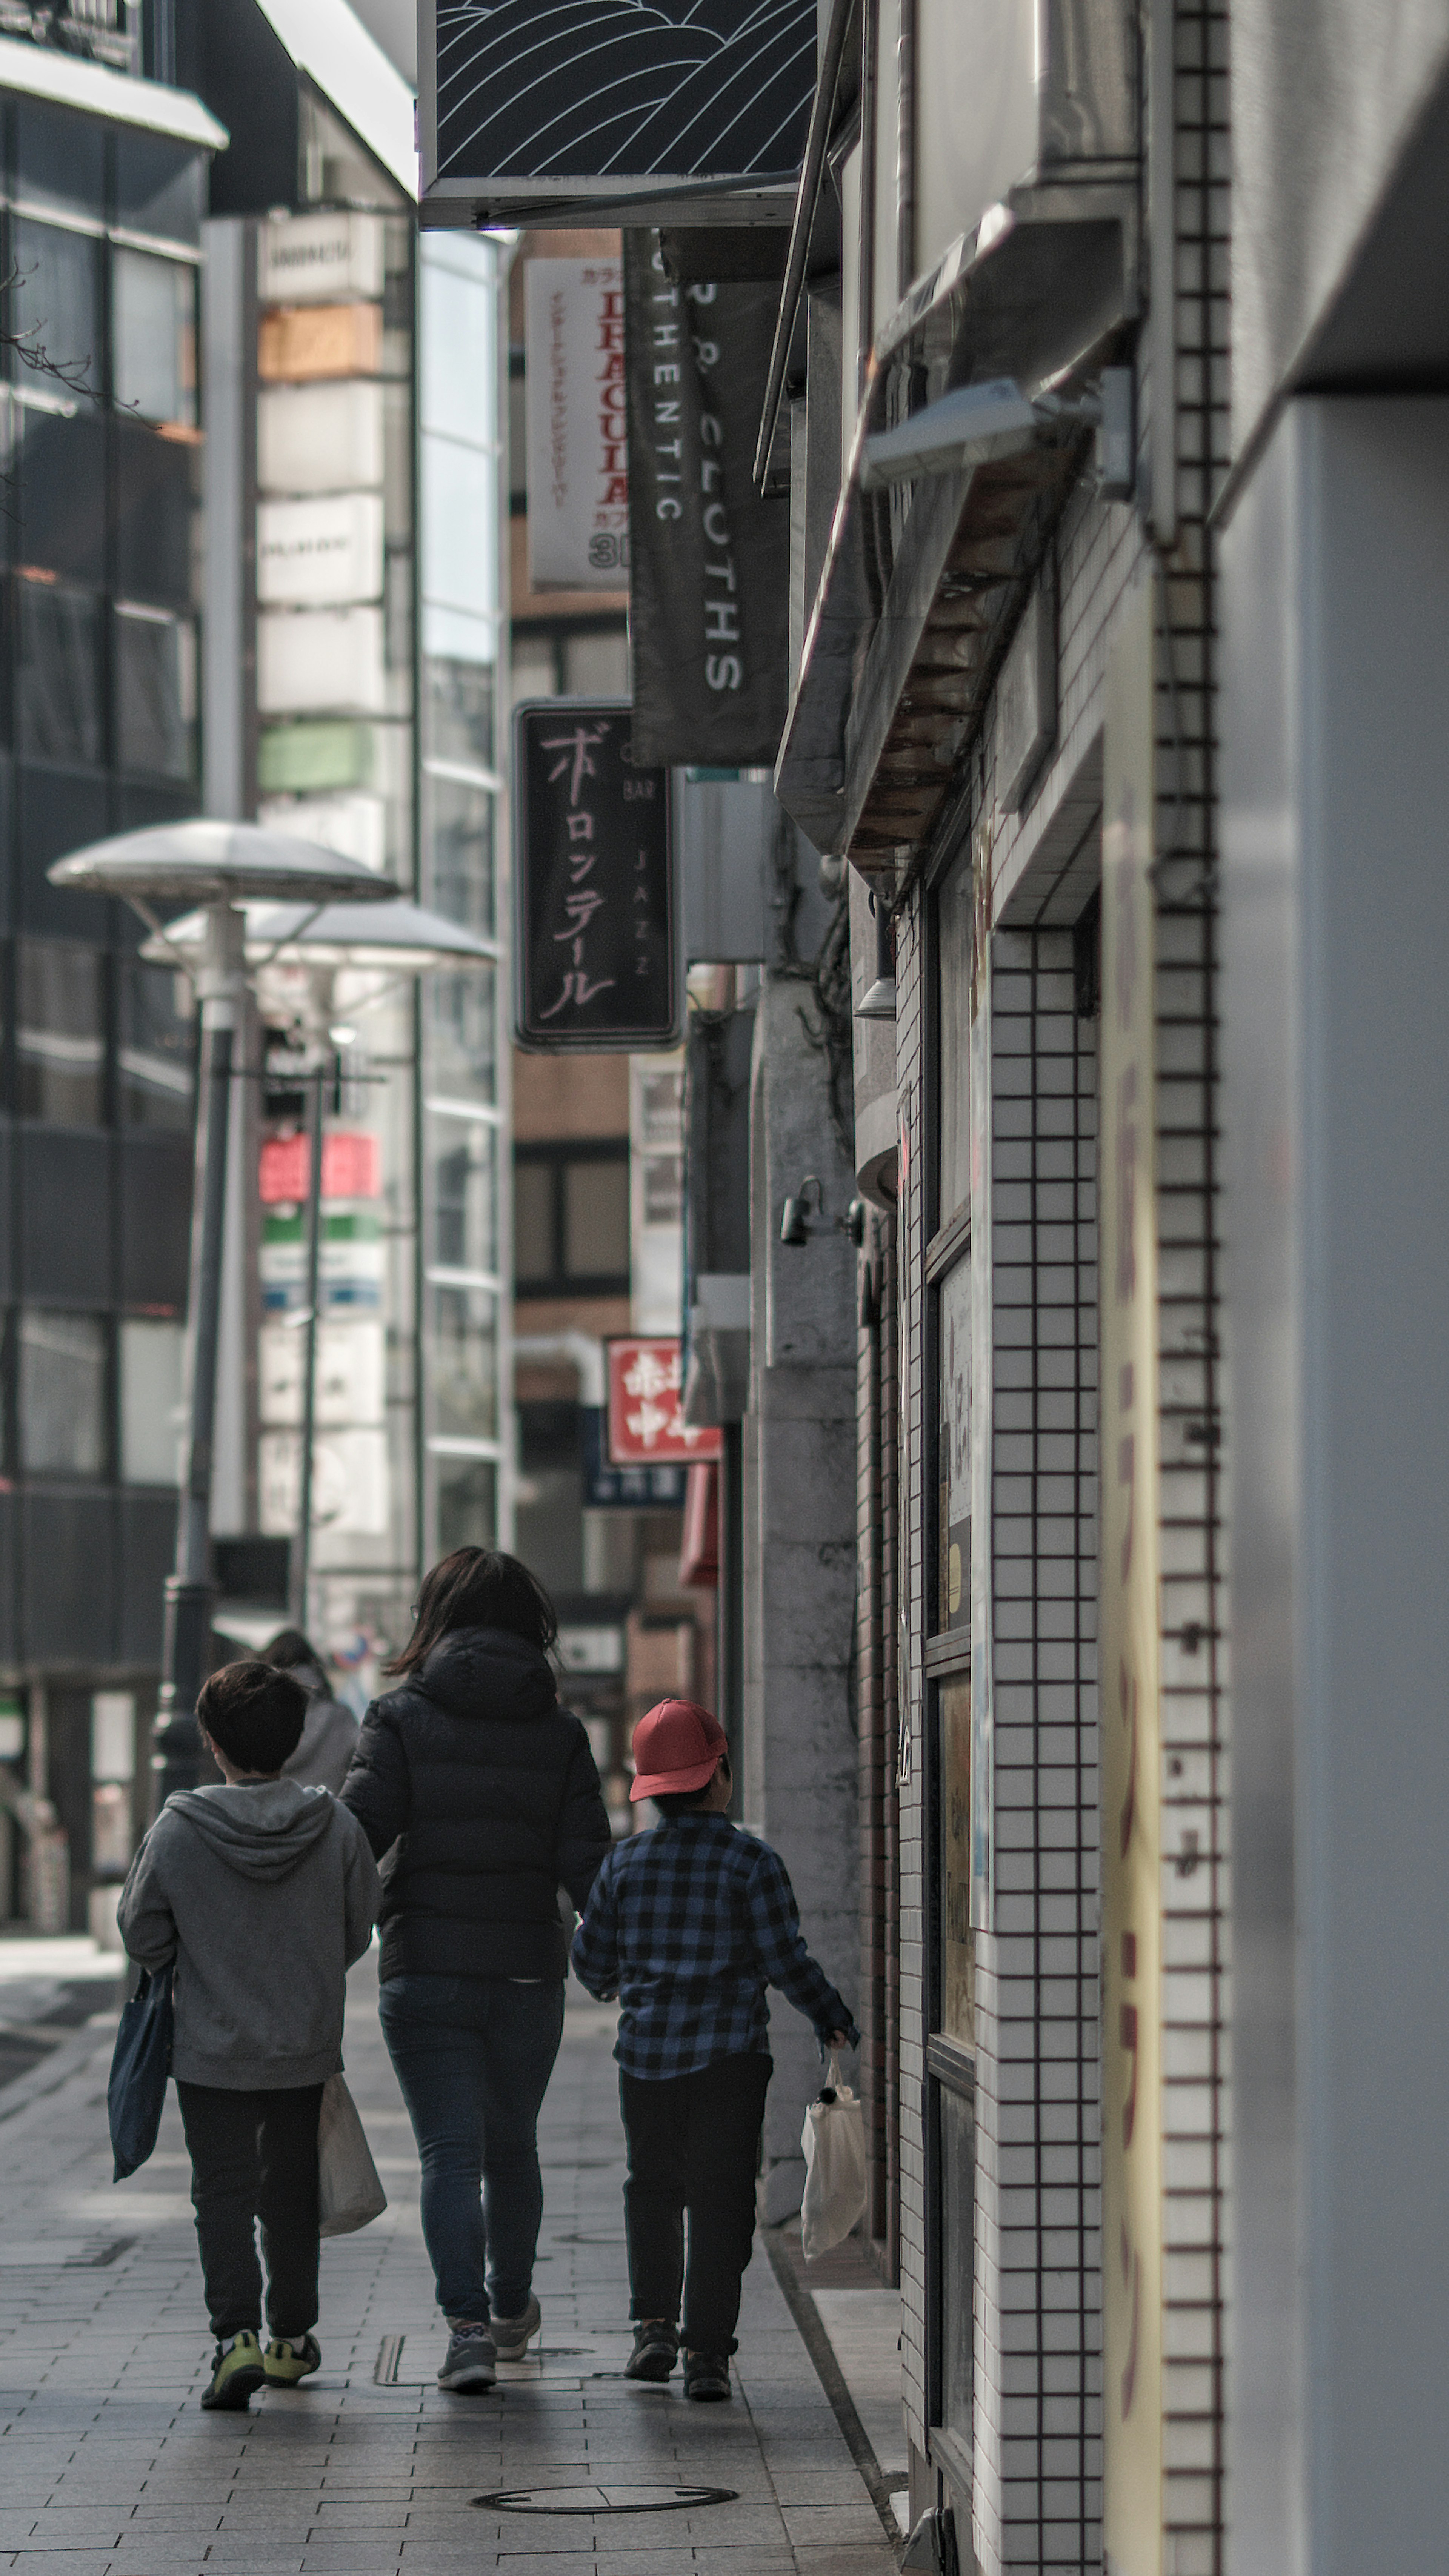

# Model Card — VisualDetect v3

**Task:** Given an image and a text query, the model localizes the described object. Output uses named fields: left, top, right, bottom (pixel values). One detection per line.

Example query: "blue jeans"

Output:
left=378, top=1974, right=565, bottom=2323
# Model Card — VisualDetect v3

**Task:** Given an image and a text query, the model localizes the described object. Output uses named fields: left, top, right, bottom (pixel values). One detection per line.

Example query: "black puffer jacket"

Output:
left=340, top=1625, right=611, bottom=1983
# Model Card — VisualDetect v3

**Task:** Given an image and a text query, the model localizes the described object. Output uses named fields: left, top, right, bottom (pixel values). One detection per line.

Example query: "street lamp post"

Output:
left=48, top=823, right=400, bottom=1809
left=162, top=902, right=246, bottom=1802
left=140, top=892, right=498, bottom=1679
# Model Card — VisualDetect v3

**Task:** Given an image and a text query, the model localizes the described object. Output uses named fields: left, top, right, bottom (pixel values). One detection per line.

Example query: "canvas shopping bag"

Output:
left=800, top=2051, right=867, bottom=2261
left=317, top=2072, right=388, bottom=2236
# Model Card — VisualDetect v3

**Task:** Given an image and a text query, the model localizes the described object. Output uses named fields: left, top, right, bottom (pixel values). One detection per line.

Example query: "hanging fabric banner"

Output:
left=524, top=258, right=630, bottom=590
left=624, top=234, right=789, bottom=767
left=513, top=699, right=680, bottom=1051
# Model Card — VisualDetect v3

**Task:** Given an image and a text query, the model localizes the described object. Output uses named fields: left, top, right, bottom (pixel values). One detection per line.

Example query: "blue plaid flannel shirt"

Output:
left=570, top=1811, right=859, bottom=2080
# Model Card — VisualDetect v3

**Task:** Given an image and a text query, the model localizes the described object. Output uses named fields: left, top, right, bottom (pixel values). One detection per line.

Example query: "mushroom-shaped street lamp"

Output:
left=147, top=896, right=498, bottom=1640
left=49, top=822, right=400, bottom=1806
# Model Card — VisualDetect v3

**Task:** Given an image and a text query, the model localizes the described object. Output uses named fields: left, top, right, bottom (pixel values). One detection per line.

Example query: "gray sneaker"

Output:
left=437, top=2324, right=497, bottom=2392
left=490, top=2294, right=541, bottom=2361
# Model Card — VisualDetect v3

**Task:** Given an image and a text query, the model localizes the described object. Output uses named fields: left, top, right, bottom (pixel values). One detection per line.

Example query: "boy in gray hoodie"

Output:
left=118, top=1658, right=380, bottom=2412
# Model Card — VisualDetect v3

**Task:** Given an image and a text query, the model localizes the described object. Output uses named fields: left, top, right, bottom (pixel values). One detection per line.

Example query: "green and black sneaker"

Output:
left=201, top=2330, right=266, bottom=2411
left=264, top=2332, right=322, bottom=2387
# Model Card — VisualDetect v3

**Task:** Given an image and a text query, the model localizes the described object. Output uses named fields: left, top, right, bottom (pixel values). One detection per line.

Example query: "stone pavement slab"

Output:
left=0, top=1946, right=898, bottom=2575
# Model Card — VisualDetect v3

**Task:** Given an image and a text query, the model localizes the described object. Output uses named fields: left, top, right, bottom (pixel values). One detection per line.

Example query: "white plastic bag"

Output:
left=800, top=2053, right=867, bottom=2261
left=317, top=2072, right=388, bottom=2237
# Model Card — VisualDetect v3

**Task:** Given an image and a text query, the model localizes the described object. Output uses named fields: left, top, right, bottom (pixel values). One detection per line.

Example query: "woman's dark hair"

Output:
left=263, top=1628, right=321, bottom=1673
left=198, top=1658, right=307, bottom=1772
left=384, top=1547, right=558, bottom=1677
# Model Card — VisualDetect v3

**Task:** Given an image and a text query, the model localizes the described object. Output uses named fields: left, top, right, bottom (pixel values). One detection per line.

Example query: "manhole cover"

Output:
left=375, top=2334, right=624, bottom=2387
left=473, top=2484, right=737, bottom=2516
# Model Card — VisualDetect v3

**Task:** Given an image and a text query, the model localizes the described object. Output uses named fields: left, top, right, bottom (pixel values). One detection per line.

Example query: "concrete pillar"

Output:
left=743, top=971, right=860, bottom=2219
left=1222, top=395, right=1449, bottom=2576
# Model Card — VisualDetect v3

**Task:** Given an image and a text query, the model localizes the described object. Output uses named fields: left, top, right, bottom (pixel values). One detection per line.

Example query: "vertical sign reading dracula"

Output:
left=1100, top=578, right=1164, bottom=2576
left=523, top=259, right=629, bottom=590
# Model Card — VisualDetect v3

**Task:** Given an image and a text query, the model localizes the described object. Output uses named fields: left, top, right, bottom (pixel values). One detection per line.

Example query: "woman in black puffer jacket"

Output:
left=341, top=1548, right=610, bottom=2391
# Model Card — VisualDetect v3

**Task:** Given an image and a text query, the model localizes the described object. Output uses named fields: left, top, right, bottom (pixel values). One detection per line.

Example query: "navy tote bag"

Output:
left=108, top=1964, right=173, bottom=2181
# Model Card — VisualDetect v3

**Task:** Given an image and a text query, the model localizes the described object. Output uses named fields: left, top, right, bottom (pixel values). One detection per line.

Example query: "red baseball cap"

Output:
left=629, top=1698, right=728, bottom=1802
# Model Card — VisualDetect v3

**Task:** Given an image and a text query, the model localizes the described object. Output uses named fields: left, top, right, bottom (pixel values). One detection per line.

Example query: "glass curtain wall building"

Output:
left=205, top=137, right=508, bottom=1669
left=417, top=231, right=508, bottom=1562
left=0, top=71, right=222, bottom=1927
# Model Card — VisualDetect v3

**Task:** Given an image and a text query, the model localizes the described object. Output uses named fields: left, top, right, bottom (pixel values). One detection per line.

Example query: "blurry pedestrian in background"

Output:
left=263, top=1631, right=360, bottom=1796
left=340, top=1548, right=611, bottom=2394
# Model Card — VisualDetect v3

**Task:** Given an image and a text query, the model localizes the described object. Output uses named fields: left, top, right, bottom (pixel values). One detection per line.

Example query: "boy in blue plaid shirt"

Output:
left=571, top=1697, right=858, bottom=2401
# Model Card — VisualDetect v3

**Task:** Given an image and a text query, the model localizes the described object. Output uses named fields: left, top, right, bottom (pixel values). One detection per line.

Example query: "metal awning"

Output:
left=772, top=186, right=1136, bottom=868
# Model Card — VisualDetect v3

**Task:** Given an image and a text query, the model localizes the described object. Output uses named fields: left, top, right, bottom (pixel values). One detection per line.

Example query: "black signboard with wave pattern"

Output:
left=432, top=0, right=814, bottom=203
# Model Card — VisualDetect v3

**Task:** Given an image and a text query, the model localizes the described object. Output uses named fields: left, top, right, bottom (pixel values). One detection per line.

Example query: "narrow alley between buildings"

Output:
left=0, top=1947, right=903, bottom=2576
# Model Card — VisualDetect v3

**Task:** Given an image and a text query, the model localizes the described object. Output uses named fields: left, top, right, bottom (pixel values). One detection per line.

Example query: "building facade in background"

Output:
left=200, top=9, right=507, bottom=1699
left=0, top=40, right=222, bottom=1929
left=0, top=0, right=507, bottom=1934
left=507, top=225, right=712, bottom=1825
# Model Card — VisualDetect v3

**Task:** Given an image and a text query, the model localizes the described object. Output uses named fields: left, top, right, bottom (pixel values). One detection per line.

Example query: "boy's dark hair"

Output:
left=197, top=1659, right=308, bottom=1773
left=651, top=1750, right=730, bottom=1819
left=384, top=1546, right=558, bottom=1677
left=263, top=1627, right=322, bottom=1674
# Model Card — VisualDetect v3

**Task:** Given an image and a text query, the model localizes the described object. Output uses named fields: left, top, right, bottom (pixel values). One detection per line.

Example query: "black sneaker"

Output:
left=683, top=2349, right=731, bottom=2402
left=626, top=2321, right=679, bottom=2382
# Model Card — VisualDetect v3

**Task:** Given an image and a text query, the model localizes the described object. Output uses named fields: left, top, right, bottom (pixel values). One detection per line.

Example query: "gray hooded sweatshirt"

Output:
left=117, top=1781, right=381, bottom=2090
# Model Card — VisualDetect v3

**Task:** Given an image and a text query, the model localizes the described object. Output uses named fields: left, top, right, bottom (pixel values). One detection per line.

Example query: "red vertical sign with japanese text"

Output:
left=1100, top=579, right=1164, bottom=2576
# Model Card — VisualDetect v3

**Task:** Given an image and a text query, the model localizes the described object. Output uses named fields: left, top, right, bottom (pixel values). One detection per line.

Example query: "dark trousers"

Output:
left=176, top=2080, right=324, bottom=2341
left=619, top=2051, right=771, bottom=2355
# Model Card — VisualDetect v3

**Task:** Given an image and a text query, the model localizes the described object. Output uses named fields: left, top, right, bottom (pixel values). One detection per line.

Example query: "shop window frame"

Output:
left=512, top=1137, right=631, bottom=1299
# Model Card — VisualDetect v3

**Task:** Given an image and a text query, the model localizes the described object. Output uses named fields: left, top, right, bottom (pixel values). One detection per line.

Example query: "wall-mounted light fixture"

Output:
left=780, top=1174, right=824, bottom=1245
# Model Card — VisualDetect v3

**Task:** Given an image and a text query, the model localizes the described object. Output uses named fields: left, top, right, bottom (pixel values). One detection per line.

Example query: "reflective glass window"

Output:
left=564, top=1156, right=629, bottom=1278
left=936, top=1254, right=970, bottom=1633
left=115, top=418, right=197, bottom=607
left=938, top=2080, right=975, bottom=2436
left=427, top=962, right=495, bottom=1106
left=419, top=240, right=496, bottom=444
left=421, top=433, right=495, bottom=618
left=18, top=580, right=102, bottom=766
left=17, top=938, right=104, bottom=1123
left=19, top=1309, right=106, bottom=1475
left=17, top=409, right=106, bottom=584
left=119, top=1317, right=184, bottom=1482
left=14, top=103, right=104, bottom=223
left=564, top=629, right=629, bottom=695
left=114, top=134, right=204, bottom=246
left=422, top=651, right=494, bottom=771
left=937, top=843, right=972, bottom=1226
left=513, top=1160, right=553, bottom=1285
left=425, top=773, right=493, bottom=930
left=429, top=1116, right=497, bottom=1276
left=434, top=1453, right=497, bottom=1553
left=17, top=767, right=108, bottom=937
left=428, top=1282, right=497, bottom=1441
left=11, top=222, right=102, bottom=406
left=115, top=606, right=197, bottom=780
left=120, top=960, right=193, bottom=1128
left=113, top=250, right=196, bottom=428
left=938, top=1676, right=974, bottom=2042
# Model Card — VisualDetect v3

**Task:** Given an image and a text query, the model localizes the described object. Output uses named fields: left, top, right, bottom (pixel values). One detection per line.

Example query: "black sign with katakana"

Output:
left=514, top=699, right=679, bottom=1052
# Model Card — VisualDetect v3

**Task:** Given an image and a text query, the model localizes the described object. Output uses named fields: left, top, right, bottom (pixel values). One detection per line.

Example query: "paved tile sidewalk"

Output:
left=0, top=1949, right=899, bottom=2574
